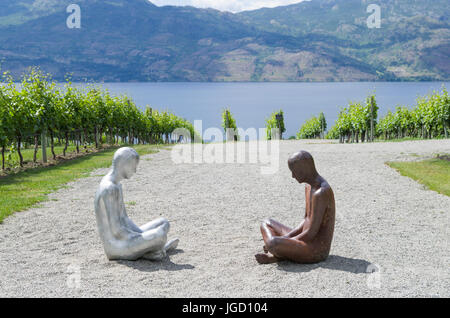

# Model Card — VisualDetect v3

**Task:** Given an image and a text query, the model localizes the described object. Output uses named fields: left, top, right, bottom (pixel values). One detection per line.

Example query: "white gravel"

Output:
left=0, top=139, right=449, bottom=298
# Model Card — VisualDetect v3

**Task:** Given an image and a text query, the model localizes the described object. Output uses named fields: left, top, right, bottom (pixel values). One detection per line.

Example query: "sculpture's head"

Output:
left=112, top=147, right=140, bottom=180
left=288, top=150, right=317, bottom=184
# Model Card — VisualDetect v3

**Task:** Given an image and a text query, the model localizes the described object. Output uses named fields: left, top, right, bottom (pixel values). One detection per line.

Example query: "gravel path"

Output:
left=0, top=140, right=449, bottom=297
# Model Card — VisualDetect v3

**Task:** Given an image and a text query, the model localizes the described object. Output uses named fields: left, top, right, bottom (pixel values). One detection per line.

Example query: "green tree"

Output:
left=297, top=116, right=321, bottom=139
left=365, top=94, right=379, bottom=142
left=0, top=84, right=13, bottom=170
left=265, top=110, right=286, bottom=140
left=20, top=69, right=57, bottom=162
left=318, top=112, right=327, bottom=139
left=222, top=108, right=238, bottom=141
left=434, top=87, right=449, bottom=138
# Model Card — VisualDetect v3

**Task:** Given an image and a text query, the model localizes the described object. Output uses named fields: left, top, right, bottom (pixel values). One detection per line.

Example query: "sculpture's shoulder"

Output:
left=313, top=179, right=334, bottom=202
left=96, top=177, right=121, bottom=202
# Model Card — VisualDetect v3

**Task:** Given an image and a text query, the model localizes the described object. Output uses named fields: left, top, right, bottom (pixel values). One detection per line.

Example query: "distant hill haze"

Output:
left=0, top=0, right=448, bottom=82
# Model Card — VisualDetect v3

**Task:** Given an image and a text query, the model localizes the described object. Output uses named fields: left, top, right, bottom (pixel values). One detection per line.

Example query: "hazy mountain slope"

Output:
left=238, top=0, right=450, bottom=80
left=0, top=0, right=67, bottom=26
left=0, top=0, right=447, bottom=81
left=0, top=0, right=380, bottom=81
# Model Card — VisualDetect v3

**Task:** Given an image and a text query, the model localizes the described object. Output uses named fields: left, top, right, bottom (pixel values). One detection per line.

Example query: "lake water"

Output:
left=78, top=82, right=448, bottom=138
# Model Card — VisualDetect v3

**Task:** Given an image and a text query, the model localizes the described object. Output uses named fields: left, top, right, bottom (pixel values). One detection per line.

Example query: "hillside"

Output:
left=239, top=0, right=450, bottom=80
left=0, top=0, right=448, bottom=82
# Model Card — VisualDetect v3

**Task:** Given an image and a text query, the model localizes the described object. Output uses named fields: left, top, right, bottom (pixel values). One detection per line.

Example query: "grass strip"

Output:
left=387, top=157, right=450, bottom=197
left=0, top=144, right=163, bottom=223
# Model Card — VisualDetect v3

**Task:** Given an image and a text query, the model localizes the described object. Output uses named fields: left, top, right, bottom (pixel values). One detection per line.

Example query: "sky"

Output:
left=149, top=0, right=307, bottom=13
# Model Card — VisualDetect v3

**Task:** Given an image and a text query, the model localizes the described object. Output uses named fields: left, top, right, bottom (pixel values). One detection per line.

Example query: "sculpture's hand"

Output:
left=286, top=220, right=305, bottom=238
left=124, top=215, right=142, bottom=233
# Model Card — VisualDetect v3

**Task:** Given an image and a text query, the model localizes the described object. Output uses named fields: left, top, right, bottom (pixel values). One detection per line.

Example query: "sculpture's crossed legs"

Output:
left=140, top=217, right=179, bottom=261
left=258, top=218, right=315, bottom=264
left=261, top=218, right=291, bottom=254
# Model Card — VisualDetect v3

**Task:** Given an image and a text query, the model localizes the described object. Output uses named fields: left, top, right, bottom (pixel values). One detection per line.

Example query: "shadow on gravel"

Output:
left=116, top=249, right=195, bottom=272
left=276, top=255, right=372, bottom=274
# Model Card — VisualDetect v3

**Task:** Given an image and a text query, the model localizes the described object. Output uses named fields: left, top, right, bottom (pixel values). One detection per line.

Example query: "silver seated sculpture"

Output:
left=94, top=147, right=179, bottom=261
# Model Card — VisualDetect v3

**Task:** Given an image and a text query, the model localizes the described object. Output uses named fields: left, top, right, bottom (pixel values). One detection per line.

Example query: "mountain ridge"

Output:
left=0, top=0, right=448, bottom=82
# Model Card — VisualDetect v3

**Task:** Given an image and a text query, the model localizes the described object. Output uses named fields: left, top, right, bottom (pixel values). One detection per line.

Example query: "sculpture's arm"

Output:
left=122, top=210, right=143, bottom=233
left=304, top=184, right=311, bottom=217
left=294, top=190, right=327, bottom=242
left=102, top=187, right=129, bottom=239
left=283, top=185, right=309, bottom=238
left=285, top=220, right=305, bottom=238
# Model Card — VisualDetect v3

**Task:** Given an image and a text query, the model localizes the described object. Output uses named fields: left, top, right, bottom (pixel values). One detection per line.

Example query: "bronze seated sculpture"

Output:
left=256, top=150, right=335, bottom=264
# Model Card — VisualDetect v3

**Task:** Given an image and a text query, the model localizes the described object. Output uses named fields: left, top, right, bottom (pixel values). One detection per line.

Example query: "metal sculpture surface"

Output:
left=94, top=147, right=178, bottom=261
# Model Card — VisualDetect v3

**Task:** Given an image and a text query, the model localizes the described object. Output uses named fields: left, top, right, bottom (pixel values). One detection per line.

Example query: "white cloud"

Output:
left=149, top=0, right=307, bottom=13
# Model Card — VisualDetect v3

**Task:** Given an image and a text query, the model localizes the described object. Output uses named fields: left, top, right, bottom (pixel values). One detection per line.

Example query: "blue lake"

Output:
left=78, top=82, right=448, bottom=138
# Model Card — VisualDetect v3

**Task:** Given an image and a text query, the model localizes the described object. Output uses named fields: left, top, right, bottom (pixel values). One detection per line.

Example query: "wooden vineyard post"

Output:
left=41, top=131, right=47, bottom=163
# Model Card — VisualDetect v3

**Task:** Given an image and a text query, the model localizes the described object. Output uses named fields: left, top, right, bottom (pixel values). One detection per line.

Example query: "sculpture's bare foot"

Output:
left=263, top=245, right=269, bottom=253
left=255, top=253, right=278, bottom=264
left=164, top=238, right=179, bottom=252
left=143, top=250, right=166, bottom=261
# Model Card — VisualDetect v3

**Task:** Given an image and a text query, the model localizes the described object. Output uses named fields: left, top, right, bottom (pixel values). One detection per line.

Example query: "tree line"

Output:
left=325, top=94, right=378, bottom=143
left=375, top=89, right=449, bottom=140
left=0, top=69, right=198, bottom=169
left=298, top=88, right=448, bottom=143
